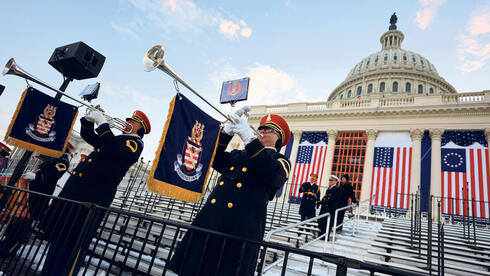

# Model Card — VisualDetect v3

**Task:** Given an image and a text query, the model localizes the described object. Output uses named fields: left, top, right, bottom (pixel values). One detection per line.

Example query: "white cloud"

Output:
left=414, top=0, right=447, bottom=30
left=458, top=5, right=490, bottom=72
left=118, top=0, right=252, bottom=41
left=467, top=11, right=490, bottom=36
left=240, top=28, right=252, bottom=38
left=219, top=20, right=241, bottom=40
left=111, top=22, right=140, bottom=39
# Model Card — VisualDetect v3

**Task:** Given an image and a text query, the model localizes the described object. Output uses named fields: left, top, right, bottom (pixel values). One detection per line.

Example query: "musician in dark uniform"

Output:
left=0, top=143, right=73, bottom=257
left=41, top=109, right=150, bottom=276
left=299, top=173, right=320, bottom=221
left=336, top=174, right=358, bottom=232
left=0, top=142, right=11, bottom=168
left=168, top=108, right=291, bottom=276
left=317, top=175, right=339, bottom=240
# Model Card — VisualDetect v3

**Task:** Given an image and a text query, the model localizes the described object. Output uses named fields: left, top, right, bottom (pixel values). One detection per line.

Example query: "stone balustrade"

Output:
left=251, top=90, right=490, bottom=115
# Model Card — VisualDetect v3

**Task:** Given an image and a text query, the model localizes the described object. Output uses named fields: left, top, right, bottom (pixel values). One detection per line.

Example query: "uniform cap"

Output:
left=258, top=114, right=290, bottom=146
left=127, top=110, right=151, bottom=134
left=0, top=142, right=11, bottom=153
left=329, top=175, right=339, bottom=181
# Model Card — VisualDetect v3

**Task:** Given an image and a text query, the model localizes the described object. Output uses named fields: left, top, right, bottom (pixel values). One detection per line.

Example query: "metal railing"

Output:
left=0, top=185, right=424, bottom=276
left=330, top=201, right=362, bottom=254
left=260, top=212, right=330, bottom=274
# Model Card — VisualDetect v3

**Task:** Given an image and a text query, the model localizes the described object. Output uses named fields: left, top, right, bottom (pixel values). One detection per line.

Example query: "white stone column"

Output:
left=320, top=130, right=338, bottom=188
left=430, top=128, right=444, bottom=214
left=409, top=129, right=423, bottom=196
left=360, top=129, right=378, bottom=202
left=283, top=130, right=302, bottom=201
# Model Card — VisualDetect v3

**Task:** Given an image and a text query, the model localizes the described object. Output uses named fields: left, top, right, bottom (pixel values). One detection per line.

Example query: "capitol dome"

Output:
left=328, top=15, right=457, bottom=101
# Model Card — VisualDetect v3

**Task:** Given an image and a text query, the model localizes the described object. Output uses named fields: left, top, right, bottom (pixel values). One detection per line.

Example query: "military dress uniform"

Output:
left=299, top=181, right=320, bottom=220
left=0, top=154, right=70, bottom=257
left=317, top=185, right=339, bottom=238
left=42, top=116, right=145, bottom=275
left=168, top=132, right=291, bottom=276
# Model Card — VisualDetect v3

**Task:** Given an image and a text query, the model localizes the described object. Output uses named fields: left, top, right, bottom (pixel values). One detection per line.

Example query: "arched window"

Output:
left=394, top=55, right=398, bottom=60
left=393, top=81, right=398, bottom=92
left=375, top=57, right=379, bottom=63
left=403, top=56, right=407, bottom=61
left=429, top=88, right=434, bottom=94
left=368, top=84, right=373, bottom=93
left=412, top=56, right=416, bottom=62
left=366, top=60, right=370, bottom=65
left=357, top=86, right=362, bottom=96
left=348, top=90, right=352, bottom=98
left=384, top=56, right=388, bottom=61
left=405, top=82, right=411, bottom=92
left=418, top=84, right=423, bottom=94
left=340, top=94, right=344, bottom=100
left=380, top=82, right=385, bottom=92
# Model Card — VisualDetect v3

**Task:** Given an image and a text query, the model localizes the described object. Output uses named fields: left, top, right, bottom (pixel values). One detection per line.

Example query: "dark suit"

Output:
left=299, top=182, right=319, bottom=220
left=42, top=118, right=143, bottom=276
left=168, top=134, right=291, bottom=276
left=0, top=155, right=69, bottom=256
left=336, top=182, right=358, bottom=231
left=317, top=185, right=339, bottom=239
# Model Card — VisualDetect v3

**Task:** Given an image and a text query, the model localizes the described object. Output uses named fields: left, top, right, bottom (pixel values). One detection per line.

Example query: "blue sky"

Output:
left=1, top=0, right=489, bottom=160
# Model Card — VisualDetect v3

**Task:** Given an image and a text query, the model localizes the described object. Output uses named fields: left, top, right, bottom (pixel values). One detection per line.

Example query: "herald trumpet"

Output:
left=142, top=45, right=262, bottom=137
left=3, top=58, right=131, bottom=132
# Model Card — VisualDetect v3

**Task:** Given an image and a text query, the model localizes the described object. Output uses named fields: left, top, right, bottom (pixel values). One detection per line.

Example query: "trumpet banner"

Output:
left=147, top=94, right=221, bottom=202
left=4, top=87, right=78, bottom=158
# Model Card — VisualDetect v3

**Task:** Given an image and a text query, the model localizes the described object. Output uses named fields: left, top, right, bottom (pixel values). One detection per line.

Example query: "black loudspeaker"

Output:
left=48, top=42, right=106, bottom=80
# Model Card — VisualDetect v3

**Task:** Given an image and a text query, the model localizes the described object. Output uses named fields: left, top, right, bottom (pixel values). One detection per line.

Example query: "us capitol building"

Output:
left=244, top=16, right=490, bottom=215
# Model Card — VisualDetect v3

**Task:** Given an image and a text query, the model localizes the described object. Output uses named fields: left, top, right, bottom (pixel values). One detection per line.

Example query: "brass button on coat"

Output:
left=73, top=171, right=76, bottom=175
left=88, top=159, right=92, bottom=162
left=229, top=166, right=234, bottom=171
left=227, top=203, right=233, bottom=208
left=79, top=173, right=82, bottom=177
left=236, top=183, right=242, bottom=188
left=97, top=149, right=100, bottom=152
left=211, top=199, right=216, bottom=204
left=219, top=181, right=224, bottom=186
left=242, top=167, right=247, bottom=172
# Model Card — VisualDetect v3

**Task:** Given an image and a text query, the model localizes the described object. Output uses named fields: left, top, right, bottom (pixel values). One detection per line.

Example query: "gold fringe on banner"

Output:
left=147, top=96, right=221, bottom=202
left=4, top=88, right=79, bottom=158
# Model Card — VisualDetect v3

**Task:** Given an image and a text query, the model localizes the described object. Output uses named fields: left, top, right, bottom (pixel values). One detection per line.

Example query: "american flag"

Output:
left=441, top=142, right=489, bottom=218
left=290, top=132, right=328, bottom=198
left=370, top=132, right=412, bottom=209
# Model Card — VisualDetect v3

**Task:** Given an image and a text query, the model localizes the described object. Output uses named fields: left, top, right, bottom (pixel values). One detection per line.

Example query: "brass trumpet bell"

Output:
left=143, top=45, right=165, bottom=72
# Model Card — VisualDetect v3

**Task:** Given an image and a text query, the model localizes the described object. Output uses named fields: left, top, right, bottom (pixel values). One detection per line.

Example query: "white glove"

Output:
left=85, top=110, right=107, bottom=126
left=234, top=106, right=251, bottom=117
left=222, top=123, right=235, bottom=136
left=232, top=114, right=255, bottom=145
left=23, top=171, right=36, bottom=181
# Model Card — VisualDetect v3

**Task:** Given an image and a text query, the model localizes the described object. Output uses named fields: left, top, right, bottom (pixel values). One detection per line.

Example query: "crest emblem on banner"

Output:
left=26, top=104, right=57, bottom=142
left=174, top=121, right=204, bottom=181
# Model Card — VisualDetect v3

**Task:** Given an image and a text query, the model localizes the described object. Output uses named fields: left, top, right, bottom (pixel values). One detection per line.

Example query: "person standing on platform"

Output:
left=168, top=108, right=291, bottom=276
left=317, top=175, right=339, bottom=240
left=336, top=174, right=358, bottom=232
left=0, top=143, right=73, bottom=257
left=299, top=173, right=320, bottom=221
left=41, top=109, right=150, bottom=276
